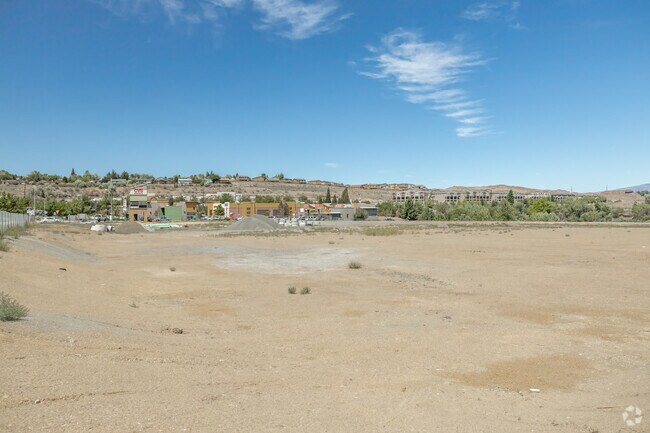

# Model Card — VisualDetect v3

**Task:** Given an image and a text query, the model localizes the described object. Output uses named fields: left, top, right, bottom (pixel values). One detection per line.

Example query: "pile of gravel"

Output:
left=115, top=221, right=148, bottom=234
left=224, top=215, right=282, bottom=232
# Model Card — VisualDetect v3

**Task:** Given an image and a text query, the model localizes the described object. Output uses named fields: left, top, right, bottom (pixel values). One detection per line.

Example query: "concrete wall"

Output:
left=0, top=211, right=32, bottom=230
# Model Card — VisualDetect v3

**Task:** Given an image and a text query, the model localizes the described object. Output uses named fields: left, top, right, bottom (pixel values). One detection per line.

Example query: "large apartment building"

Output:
left=393, top=189, right=576, bottom=204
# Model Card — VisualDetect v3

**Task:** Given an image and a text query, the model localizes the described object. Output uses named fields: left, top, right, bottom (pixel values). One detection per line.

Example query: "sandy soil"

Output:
left=1, top=223, right=648, bottom=432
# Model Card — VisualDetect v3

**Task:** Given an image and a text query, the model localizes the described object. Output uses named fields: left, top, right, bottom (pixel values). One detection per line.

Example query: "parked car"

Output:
left=155, top=217, right=171, bottom=222
left=38, top=216, right=58, bottom=223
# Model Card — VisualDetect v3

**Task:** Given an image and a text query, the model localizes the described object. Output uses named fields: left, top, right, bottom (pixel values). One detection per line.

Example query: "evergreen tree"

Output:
left=506, top=190, right=515, bottom=204
left=400, top=199, right=419, bottom=221
left=340, top=187, right=350, bottom=204
left=325, top=188, right=331, bottom=203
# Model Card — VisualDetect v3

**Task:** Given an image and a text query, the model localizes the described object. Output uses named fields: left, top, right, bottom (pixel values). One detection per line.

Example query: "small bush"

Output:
left=169, top=267, right=176, bottom=272
left=0, top=238, right=8, bottom=252
left=348, top=261, right=362, bottom=269
left=300, top=287, right=311, bottom=295
left=0, top=292, right=29, bottom=321
left=288, top=286, right=297, bottom=294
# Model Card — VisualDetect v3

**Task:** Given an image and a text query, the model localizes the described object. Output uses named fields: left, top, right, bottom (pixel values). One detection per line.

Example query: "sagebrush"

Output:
left=0, top=292, right=29, bottom=321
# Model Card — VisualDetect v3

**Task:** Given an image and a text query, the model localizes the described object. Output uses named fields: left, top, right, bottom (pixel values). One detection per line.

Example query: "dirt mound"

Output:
left=115, top=221, right=147, bottom=234
left=224, top=215, right=282, bottom=232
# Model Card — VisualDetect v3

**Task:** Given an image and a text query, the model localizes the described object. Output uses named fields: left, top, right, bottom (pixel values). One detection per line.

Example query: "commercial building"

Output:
left=160, top=205, right=182, bottom=221
left=128, top=186, right=149, bottom=222
left=225, top=202, right=298, bottom=219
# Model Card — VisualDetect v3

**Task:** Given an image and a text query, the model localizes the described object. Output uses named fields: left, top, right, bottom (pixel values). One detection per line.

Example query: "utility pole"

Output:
left=33, top=187, right=36, bottom=221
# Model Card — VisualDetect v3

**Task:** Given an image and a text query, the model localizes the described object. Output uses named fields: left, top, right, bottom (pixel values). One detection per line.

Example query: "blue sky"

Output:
left=1, top=0, right=648, bottom=191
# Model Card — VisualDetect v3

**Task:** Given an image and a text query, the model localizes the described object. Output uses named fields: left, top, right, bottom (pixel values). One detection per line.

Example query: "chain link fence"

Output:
left=0, top=211, right=33, bottom=231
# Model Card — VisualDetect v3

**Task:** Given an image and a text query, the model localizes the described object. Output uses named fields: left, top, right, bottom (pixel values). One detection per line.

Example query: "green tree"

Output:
left=506, top=190, right=515, bottom=205
left=631, top=202, right=650, bottom=221
left=340, top=187, right=351, bottom=204
left=0, top=170, right=16, bottom=181
left=0, top=192, right=30, bottom=213
left=400, top=199, right=419, bottom=221
left=325, top=188, right=331, bottom=203
left=493, top=199, right=518, bottom=221
left=275, top=172, right=285, bottom=180
left=377, top=202, right=397, bottom=217
left=353, top=207, right=368, bottom=220
left=255, top=195, right=276, bottom=203
left=25, top=171, right=43, bottom=182
left=220, top=193, right=235, bottom=203
left=528, top=198, right=553, bottom=215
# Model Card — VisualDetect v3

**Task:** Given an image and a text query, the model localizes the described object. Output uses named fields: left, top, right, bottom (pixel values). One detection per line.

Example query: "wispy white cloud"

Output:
left=324, top=162, right=338, bottom=169
left=461, top=1, right=523, bottom=29
left=93, top=0, right=347, bottom=39
left=93, top=0, right=245, bottom=27
left=362, top=29, right=492, bottom=138
left=252, top=0, right=350, bottom=40
left=456, top=126, right=490, bottom=138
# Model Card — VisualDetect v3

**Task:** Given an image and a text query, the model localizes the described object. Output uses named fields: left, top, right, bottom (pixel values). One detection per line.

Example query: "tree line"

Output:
left=378, top=194, right=650, bottom=222
left=0, top=192, right=119, bottom=217
left=0, top=169, right=291, bottom=185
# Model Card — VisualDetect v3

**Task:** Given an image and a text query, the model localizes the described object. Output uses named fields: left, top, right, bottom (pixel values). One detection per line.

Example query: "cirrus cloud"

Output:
left=92, top=0, right=349, bottom=39
left=252, top=0, right=350, bottom=40
left=361, top=29, right=493, bottom=138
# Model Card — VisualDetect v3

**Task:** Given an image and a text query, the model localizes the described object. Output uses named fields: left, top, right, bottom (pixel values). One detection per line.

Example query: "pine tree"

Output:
left=506, top=190, right=515, bottom=204
left=325, top=188, right=331, bottom=203
left=340, top=187, right=350, bottom=204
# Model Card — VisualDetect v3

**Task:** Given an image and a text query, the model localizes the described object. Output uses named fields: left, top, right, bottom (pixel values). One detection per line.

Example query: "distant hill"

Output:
left=621, top=183, right=650, bottom=192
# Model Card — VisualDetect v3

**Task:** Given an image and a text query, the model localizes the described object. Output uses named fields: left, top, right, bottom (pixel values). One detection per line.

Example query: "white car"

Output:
left=39, top=216, right=58, bottom=223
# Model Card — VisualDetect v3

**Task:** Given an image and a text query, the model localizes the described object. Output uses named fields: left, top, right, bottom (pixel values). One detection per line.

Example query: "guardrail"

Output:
left=0, top=211, right=33, bottom=230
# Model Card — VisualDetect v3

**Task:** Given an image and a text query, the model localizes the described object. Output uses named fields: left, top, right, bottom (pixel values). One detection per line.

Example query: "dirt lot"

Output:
left=1, top=223, right=648, bottom=432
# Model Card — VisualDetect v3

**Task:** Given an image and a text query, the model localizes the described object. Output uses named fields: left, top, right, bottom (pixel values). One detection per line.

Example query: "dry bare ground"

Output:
left=0, top=223, right=648, bottom=432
